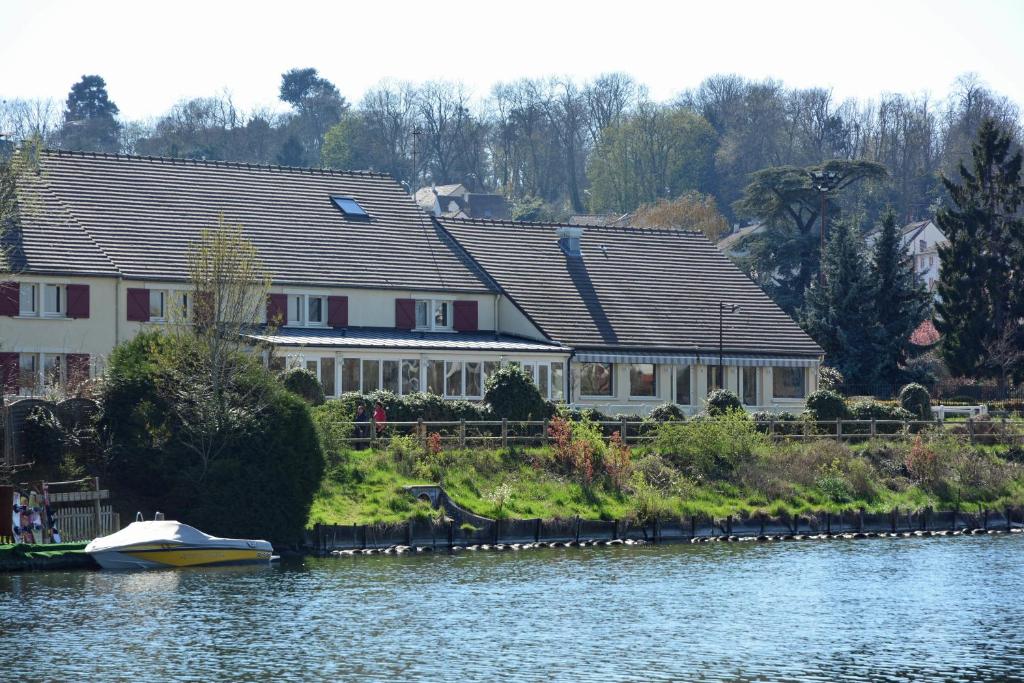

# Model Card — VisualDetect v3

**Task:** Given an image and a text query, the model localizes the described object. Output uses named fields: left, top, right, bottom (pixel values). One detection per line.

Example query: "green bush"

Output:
left=704, top=389, right=742, bottom=416
left=805, top=389, right=850, bottom=420
left=280, top=367, right=325, bottom=406
left=898, top=383, right=932, bottom=421
left=653, top=410, right=766, bottom=479
left=98, top=332, right=324, bottom=546
left=649, top=403, right=686, bottom=422
left=330, top=390, right=491, bottom=423
left=848, top=400, right=915, bottom=434
left=484, top=365, right=549, bottom=421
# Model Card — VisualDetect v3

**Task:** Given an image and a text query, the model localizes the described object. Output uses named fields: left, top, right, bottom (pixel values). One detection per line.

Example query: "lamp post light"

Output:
left=719, top=302, right=740, bottom=392
left=809, top=169, right=842, bottom=285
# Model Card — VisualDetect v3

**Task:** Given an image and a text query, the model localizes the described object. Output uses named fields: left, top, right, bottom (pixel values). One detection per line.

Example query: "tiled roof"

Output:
left=910, top=319, right=940, bottom=346
left=244, top=326, right=566, bottom=353
left=11, top=151, right=492, bottom=292
left=438, top=217, right=823, bottom=357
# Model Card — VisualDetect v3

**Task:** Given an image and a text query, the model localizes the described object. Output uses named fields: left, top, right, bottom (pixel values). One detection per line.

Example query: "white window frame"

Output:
left=772, top=366, right=807, bottom=400
left=17, top=352, right=66, bottom=394
left=740, top=366, right=758, bottom=406
left=414, top=299, right=453, bottom=332
left=19, top=283, right=38, bottom=316
left=673, top=365, right=692, bottom=406
left=627, top=363, right=658, bottom=399
left=578, top=362, right=614, bottom=398
left=42, top=284, right=65, bottom=318
left=518, top=360, right=566, bottom=401
left=286, top=293, right=328, bottom=328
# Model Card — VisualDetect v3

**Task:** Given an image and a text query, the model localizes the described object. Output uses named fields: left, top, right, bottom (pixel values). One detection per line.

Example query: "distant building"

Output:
left=414, top=183, right=509, bottom=220
left=865, top=219, right=948, bottom=297
left=567, top=214, right=631, bottom=228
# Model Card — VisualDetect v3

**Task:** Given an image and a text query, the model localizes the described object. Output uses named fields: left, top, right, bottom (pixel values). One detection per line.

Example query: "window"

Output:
left=708, top=365, right=724, bottom=393
left=320, top=357, right=336, bottom=396
left=414, top=299, right=452, bottom=331
left=674, top=366, right=691, bottom=405
left=579, top=362, right=613, bottom=397
left=402, top=359, right=421, bottom=394
left=18, top=353, right=37, bottom=389
left=382, top=360, right=400, bottom=394
left=149, top=290, right=165, bottom=321
left=43, top=284, right=64, bottom=317
left=342, top=358, right=360, bottom=393
left=445, top=361, right=463, bottom=397
left=361, top=359, right=380, bottom=393
left=550, top=362, right=564, bottom=401
left=742, top=367, right=758, bottom=405
left=919, top=239, right=927, bottom=252
left=19, top=284, right=37, bottom=315
left=426, top=360, right=445, bottom=395
left=628, top=364, right=656, bottom=397
left=773, top=367, right=806, bottom=399
left=465, top=362, right=482, bottom=397
left=287, top=294, right=327, bottom=327
left=331, top=195, right=369, bottom=217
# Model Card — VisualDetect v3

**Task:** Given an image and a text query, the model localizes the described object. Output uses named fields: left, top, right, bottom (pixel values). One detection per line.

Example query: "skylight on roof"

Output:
left=331, top=195, right=369, bottom=217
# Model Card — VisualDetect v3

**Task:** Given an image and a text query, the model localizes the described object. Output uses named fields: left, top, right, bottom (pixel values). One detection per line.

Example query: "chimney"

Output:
left=557, top=226, right=583, bottom=257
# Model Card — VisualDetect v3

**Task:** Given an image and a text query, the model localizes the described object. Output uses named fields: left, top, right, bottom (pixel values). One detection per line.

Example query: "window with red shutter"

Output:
left=0, top=282, right=18, bottom=316
left=267, top=293, right=287, bottom=325
left=452, top=300, right=479, bottom=332
left=328, top=296, right=349, bottom=329
left=395, top=299, right=415, bottom=330
left=66, top=284, right=90, bottom=319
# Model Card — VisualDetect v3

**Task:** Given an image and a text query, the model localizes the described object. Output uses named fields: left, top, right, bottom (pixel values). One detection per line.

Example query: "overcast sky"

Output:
left=2, top=0, right=1022, bottom=120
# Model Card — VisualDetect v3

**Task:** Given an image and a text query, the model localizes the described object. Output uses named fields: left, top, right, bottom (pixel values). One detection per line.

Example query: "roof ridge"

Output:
left=40, top=148, right=395, bottom=180
left=441, top=216, right=705, bottom=236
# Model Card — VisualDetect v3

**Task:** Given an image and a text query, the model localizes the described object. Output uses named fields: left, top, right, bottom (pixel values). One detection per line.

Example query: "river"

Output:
left=2, top=534, right=1023, bottom=681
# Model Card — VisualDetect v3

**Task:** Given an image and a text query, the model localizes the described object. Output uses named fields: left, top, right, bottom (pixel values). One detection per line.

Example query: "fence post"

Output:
left=769, top=418, right=775, bottom=439
left=501, top=418, right=508, bottom=449
left=903, top=418, right=909, bottom=436
left=369, top=417, right=376, bottom=448
left=92, top=477, right=102, bottom=537
left=836, top=418, right=842, bottom=443
left=417, top=418, right=425, bottom=450
left=459, top=419, right=466, bottom=449
left=542, top=418, right=549, bottom=446
left=967, top=417, right=975, bottom=445
left=870, top=417, right=877, bottom=439
left=620, top=416, right=628, bottom=444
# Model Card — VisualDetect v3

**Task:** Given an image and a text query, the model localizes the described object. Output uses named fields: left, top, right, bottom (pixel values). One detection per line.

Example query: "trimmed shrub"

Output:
left=805, top=389, right=850, bottom=420
left=704, top=389, right=742, bottom=416
left=280, top=367, right=325, bottom=406
left=898, top=383, right=931, bottom=421
left=484, top=365, right=548, bottom=421
left=649, top=403, right=686, bottom=422
left=848, top=400, right=915, bottom=434
left=751, top=410, right=803, bottom=435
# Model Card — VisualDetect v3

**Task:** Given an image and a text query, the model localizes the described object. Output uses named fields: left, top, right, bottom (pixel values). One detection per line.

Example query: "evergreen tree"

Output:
left=935, top=118, right=1024, bottom=387
left=58, top=75, right=121, bottom=152
left=801, top=221, right=877, bottom=384
left=869, top=209, right=932, bottom=385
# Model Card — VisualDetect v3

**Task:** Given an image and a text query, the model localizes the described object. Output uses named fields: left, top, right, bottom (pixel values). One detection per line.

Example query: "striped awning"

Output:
left=574, top=352, right=818, bottom=367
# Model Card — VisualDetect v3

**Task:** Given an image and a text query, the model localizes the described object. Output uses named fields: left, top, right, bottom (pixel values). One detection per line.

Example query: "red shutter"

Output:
left=0, top=352, right=18, bottom=393
left=0, top=282, right=18, bottom=316
left=66, top=284, right=90, bottom=319
left=66, top=354, right=90, bottom=387
left=395, top=298, right=415, bottom=330
left=328, top=295, right=349, bottom=329
left=126, top=288, right=149, bottom=322
left=453, top=300, right=478, bottom=332
left=267, top=293, right=287, bottom=325
left=193, top=291, right=214, bottom=328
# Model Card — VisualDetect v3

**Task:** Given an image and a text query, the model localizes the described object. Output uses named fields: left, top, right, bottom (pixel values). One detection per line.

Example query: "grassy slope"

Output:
left=308, top=442, right=1024, bottom=526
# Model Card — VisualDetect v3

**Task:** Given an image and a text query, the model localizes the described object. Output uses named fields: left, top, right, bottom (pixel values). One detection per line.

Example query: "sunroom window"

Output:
left=579, top=362, right=613, bottom=397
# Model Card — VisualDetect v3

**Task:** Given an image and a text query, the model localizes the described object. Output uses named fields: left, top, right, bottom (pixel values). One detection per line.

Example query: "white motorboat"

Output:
left=85, top=518, right=273, bottom=570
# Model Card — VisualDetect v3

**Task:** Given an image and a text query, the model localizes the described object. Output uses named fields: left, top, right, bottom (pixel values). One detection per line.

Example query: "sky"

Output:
left=1, top=0, right=1022, bottom=120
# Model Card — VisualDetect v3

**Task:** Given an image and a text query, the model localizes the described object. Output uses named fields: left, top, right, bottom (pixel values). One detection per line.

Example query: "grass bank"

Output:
left=308, top=416, right=1024, bottom=526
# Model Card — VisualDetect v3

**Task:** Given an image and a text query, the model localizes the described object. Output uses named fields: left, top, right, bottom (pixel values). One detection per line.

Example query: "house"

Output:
left=1, top=150, right=821, bottom=415
left=900, top=219, right=947, bottom=295
left=414, top=183, right=509, bottom=220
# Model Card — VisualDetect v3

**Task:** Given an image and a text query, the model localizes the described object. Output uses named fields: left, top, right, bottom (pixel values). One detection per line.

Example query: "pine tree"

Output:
left=869, top=209, right=932, bottom=386
left=935, top=118, right=1024, bottom=387
left=801, top=221, right=877, bottom=384
left=58, top=75, right=121, bottom=152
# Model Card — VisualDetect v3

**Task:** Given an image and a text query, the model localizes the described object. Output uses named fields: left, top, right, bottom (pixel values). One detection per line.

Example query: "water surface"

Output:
left=2, top=535, right=1023, bottom=681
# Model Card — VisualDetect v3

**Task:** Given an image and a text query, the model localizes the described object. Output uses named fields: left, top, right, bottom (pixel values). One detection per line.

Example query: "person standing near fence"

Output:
left=373, top=402, right=387, bottom=435
left=354, top=404, right=370, bottom=449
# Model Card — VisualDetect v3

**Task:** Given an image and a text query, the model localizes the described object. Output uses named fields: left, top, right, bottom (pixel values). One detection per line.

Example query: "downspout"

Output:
left=493, top=293, right=500, bottom=336
left=114, top=276, right=121, bottom=346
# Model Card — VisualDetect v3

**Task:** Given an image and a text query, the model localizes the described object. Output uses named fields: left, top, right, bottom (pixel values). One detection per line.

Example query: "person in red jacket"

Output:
left=373, top=401, right=387, bottom=435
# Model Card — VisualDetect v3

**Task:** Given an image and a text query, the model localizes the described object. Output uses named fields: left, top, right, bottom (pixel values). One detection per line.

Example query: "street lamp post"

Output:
left=719, top=302, right=740, bottom=392
left=809, top=169, right=842, bottom=285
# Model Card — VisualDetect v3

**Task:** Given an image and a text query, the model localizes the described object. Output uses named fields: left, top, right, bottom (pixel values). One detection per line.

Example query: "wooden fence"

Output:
left=334, top=416, right=1024, bottom=448
left=51, top=505, right=120, bottom=542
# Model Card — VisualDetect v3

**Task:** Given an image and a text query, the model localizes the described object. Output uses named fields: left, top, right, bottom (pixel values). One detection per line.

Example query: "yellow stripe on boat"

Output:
left=122, top=548, right=270, bottom=567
